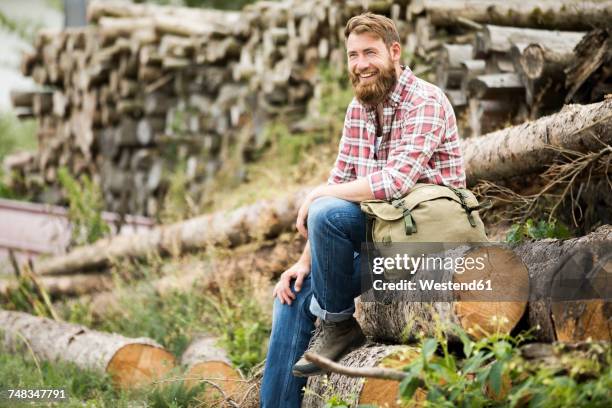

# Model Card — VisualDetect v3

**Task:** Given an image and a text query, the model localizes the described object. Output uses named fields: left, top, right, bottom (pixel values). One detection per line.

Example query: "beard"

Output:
left=349, top=57, right=397, bottom=107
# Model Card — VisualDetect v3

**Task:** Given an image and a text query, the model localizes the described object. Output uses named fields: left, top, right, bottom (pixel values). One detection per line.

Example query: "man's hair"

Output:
left=344, top=12, right=400, bottom=48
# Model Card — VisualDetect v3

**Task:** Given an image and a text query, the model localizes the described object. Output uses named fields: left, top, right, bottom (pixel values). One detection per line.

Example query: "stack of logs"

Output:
left=435, top=26, right=611, bottom=137
left=5, top=0, right=360, bottom=216
left=5, top=0, right=612, bottom=215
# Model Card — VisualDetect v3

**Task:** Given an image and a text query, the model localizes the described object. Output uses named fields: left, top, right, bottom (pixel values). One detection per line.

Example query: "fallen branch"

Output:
left=304, top=352, right=409, bottom=382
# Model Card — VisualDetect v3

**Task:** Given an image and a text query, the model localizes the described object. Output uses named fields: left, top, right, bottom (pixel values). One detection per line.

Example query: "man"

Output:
left=260, top=12, right=465, bottom=407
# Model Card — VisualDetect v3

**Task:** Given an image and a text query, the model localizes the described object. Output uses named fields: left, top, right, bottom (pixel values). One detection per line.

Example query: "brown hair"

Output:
left=344, top=12, right=400, bottom=48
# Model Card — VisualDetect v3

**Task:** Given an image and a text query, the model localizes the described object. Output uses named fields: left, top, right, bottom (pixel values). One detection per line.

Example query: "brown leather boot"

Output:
left=292, top=316, right=366, bottom=377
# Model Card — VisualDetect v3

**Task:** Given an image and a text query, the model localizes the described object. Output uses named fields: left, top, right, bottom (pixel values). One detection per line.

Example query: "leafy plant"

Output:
left=57, top=167, right=110, bottom=247
left=398, top=324, right=611, bottom=407
left=506, top=218, right=571, bottom=243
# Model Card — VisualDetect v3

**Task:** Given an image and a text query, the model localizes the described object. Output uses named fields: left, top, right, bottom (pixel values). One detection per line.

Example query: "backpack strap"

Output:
left=392, top=198, right=417, bottom=235
left=446, top=186, right=492, bottom=228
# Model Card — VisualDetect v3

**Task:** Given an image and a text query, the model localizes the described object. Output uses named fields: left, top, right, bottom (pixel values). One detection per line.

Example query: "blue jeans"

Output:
left=260, top=197, right=366, bottom=407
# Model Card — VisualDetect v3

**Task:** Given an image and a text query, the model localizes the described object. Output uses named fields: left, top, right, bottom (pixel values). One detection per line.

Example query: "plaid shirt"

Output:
left=328, top=67, right=466, bottom=201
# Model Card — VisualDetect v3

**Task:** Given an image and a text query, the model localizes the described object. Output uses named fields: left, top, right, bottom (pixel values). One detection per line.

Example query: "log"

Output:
left=303, top=345, right=424, bottom=408
left=356, top=227, right=611, bottom=344
left=34, top=189, right=308, bottom=276
left=356, top=245, right=530, bottom=343
left=467, top=73, right=524, bottom=99
left=565, top=29, right=612, bottom=103
left=74, top=234, right=304, bottom=319
left=304, top=341, right=610, bottom=407
left=10, top=91, right=36, bottom=108
left=0, top=273, right=113, bottom=299
left=463, top=98, right=612, bottom=185
left=408, top=0, right=612, bottom=31
left=0, top=310, right=176, bottom=388
left=519, top=42, right=583, bottom=81
left=436, top=44, right=473, bottom=89
left=514, top=225, right=612, bottom=342
left=476, top=25, right=585, bottom=57
left=181, top=336, right=246, bottom=404
left=467, top=98, right=523, bottom=137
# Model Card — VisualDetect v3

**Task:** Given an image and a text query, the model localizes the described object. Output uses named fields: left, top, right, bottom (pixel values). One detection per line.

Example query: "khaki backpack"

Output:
left=360, top=183, right=490, bottom=244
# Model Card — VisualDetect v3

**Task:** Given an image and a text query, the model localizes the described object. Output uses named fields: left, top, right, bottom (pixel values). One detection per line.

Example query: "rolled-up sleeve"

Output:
left=367, top=101, right=445, bottom=200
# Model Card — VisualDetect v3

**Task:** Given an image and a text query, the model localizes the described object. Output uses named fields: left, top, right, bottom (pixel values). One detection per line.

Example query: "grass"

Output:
left=0, top=344, right=207, bottom=407
left=63, top=252, right=274, bottom=374
left=0, top=342, right=124, bottom=407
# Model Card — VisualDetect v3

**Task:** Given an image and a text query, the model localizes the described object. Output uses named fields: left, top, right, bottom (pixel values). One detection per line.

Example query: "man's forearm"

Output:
left=299, top=240, right=311, bottom=264
left=310, top=178, right=374, bottom=203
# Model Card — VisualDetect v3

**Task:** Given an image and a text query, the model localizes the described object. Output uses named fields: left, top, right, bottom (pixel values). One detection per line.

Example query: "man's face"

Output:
left=346, top=32, right=399, bottom=107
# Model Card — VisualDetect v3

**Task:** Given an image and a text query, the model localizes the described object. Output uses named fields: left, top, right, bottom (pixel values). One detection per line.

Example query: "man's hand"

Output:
left=273, top=259, right=311, bottom=305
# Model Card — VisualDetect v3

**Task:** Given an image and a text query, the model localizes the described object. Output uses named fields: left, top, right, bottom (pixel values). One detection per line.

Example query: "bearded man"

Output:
left=260, top=12, right=465, bottom=407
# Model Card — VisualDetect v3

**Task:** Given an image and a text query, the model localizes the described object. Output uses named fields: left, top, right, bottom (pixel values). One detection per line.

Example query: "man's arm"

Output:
left=295, top=178, right=374, bottom=237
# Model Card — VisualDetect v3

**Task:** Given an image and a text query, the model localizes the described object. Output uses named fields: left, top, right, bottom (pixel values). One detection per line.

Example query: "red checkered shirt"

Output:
left=328, top=67, right=466, bottom=201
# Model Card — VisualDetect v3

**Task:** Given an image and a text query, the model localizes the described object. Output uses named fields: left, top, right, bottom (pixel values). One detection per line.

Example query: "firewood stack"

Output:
left=6, top=0, right=377, bottom=216
left=416, top=0, right=611, bottom=137
left=6, top=0, right=612, bottom=214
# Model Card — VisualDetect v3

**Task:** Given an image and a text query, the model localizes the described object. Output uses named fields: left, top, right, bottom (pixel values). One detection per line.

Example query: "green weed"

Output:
left=57, top=167, right=110, bottom=247
left=506, top=218, right=571, bottom=243
left=398, top=325, right=611, bottom=407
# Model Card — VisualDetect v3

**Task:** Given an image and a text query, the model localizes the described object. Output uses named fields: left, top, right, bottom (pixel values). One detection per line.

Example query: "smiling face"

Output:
left=347, top=32, right=401, bottom=107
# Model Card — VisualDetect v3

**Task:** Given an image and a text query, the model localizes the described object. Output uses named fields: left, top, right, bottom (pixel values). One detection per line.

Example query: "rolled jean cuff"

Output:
left=309, top=296, right=354, bottom=322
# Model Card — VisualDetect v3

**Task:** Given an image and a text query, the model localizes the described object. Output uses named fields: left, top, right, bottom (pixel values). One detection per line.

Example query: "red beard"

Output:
left=349, top=58, right=397, bottom=107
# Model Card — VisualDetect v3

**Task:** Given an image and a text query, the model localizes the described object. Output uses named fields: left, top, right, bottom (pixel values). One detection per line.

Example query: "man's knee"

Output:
left=307, top=197, right=356, bottom=232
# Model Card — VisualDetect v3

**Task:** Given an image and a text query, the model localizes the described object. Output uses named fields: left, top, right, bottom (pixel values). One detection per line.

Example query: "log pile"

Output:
left=432, top=23, right=604, bottom=136
left=6, top=0, right=358, bottom=216
left=6, top=0, right=611, bottom=212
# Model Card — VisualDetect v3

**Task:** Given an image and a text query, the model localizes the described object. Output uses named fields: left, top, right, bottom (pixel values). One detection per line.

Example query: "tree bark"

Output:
left=408, top=0, right=612, bottom=31
left=463, top=98, right=612, bottom=185
left=0, top=310, right=176, bottom=388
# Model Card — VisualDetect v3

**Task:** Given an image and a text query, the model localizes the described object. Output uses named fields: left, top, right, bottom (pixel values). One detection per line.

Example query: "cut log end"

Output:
left=453, top=246, right=529, bottom=338
left=359, top=348, right=426, bottom=407
left=552, top=299, right=611, bottom=342
left=107, top=344, right=176, bottom=388
left=521, top=44, right=545, bottom=79
left=185, top=361, right=245, bottom=403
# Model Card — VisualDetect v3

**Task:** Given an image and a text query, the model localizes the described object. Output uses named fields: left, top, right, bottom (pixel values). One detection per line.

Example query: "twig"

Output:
left=153, top=376, right=241, bottom=408
left=303, top=352, right=408, bottom=382
left=14, top=330, right=43, bottom=382
left=23, top=262, right=61, bottom=322
left=475, top=144, right=612, bottom=226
